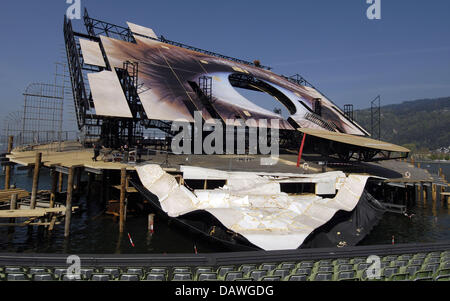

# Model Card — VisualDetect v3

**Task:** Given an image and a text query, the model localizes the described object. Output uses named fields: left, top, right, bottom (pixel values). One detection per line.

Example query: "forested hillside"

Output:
left=354, top=97, right=450, bottom=151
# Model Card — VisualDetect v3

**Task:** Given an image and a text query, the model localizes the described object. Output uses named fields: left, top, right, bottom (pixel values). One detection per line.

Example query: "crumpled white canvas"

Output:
left=136, top=164, right=370, bottom=250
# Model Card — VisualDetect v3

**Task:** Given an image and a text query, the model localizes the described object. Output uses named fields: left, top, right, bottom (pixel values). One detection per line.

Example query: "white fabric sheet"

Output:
left=136, top=164, right=369, bottom=250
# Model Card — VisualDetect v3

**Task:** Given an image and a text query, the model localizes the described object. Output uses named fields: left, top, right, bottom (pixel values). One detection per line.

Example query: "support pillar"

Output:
left=64, top=167, right=74, bottom=238
left=9, top=193, right=17, bottom=224
left=58, top=171, right=63, bottom=193
left=4, top=136, right=14, bottom=190
left=432, top=184, right=437, bottom=203
left=50, top=169, right=58, bottom=208
left=30, top=152, right=42, bottom=209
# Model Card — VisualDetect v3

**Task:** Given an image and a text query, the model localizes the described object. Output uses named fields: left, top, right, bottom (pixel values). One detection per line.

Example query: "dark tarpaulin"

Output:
left=300, top=190, right=386, bottom=249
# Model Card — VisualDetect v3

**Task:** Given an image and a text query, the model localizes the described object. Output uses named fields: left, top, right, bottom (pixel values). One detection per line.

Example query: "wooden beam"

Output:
left=58, top=171, right=64, bottom=193
left=0, top=207, right=72, bottom=218
left=30, top=152, right=42, bottom=209
left=9, top=193, right=17, bottom=225
left=64, top=166, right=74, bottom=238
left=432, top=183, right=437, bottom=202
left=48, top=215, right=57, bottom=231
left=50, top=169, right=58, bottom=208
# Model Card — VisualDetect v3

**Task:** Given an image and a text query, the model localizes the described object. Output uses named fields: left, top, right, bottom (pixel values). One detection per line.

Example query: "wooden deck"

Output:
left=0, top=189, right=30, bottom=203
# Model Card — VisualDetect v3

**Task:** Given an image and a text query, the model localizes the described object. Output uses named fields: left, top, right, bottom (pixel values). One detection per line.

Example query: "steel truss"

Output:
left=371, top=95, right=381, bottom=140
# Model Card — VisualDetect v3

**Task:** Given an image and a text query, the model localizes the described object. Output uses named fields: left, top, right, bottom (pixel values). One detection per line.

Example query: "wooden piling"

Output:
left=119, top=168, right=126, bottom=233
left=64, top=167, right=74, bottom=238
left=423, top=184, right=428, bottom=202
left=50, top=169, right=58, bottom=208
left=30, top=152, right=42, bottom=210
left=432, top=184, right=437, bottom=202
left=58, top=171, right=63, bottom=193
left=9, top=193, right=17, bottom=224
left=4, top=136, right=14, bottom=190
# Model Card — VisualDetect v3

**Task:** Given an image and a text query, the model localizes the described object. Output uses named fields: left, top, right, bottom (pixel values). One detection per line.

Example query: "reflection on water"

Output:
left=360, top=162, right=450, bottom=246
left=0, top=163, right=449, bottom=254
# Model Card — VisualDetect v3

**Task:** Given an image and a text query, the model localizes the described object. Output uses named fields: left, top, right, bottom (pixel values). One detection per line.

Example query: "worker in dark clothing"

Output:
left=136, top=140, right=143, bottom=163
left=92, top=142, right=102, bottom=162
left=122, top=144, right=129, bottom=163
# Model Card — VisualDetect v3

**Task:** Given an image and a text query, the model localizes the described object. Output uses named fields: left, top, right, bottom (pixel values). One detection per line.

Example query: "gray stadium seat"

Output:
left=126, top=268, right=144, bottom=276
left=287, top=274, right=307, bottom=281
left=29, top=267, right=49, bottom=275
left=278, top=262, right=296, bottom=270
left=238, top=264, right=256, bottom=274
left=119, top=274, right=140, bottom=281
left=5, top=267, right=24, bottom=274
left=318, top=266, right=333, bottom=273
left=7, top=273, right=29, bottom=281
left=146, top=273, right=166, bottom=281
left=338, top=270, right=356, bottom=280
left=261, top=276, right=281, bottom=281
left=62, top=274, right=83, bottom=281
left=218, top=266, right=235, bottom=277
left=293, top=267, right=312, bottom=276
left=149, top=267, right=168, bottom=275
left=260, top=263, right=277, bottom=272
left=272, top=269, right=290, bottom=278
left=249, top=270, right=267, bottom=281
left=314, top=273, right=333, bottom=281
left=382, top=267, right=399, bottom=278
left=298, top=261, right=314, bottom=269
left=197, top=273, right=217, bottom=281
left=172, top=273, right=193, bottom=281
left=33, top=274, right=53, bottom=281
left=91, top=274, right=111, bottom=281
left=225, top=271, right=244, bottom=281
left=173, top=267, right=191, bottom=274
left=102, top=268, right=121, bottom=279
left=337, top=264, right=354, bottom=272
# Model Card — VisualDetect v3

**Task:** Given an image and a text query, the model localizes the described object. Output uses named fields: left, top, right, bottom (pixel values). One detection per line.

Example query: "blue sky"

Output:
left=1, top=0, right=449, bottom=128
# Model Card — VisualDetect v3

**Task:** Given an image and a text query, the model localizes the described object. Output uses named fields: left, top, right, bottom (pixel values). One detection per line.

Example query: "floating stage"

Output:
left=2, top=141, right=448, bottom=251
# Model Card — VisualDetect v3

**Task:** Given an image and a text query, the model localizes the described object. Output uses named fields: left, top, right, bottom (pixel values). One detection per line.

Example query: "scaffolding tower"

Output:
left=371, top=95, right=381, bottom=140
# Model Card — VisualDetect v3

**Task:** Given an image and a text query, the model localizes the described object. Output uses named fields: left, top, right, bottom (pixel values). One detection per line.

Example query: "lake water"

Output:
left=0, top=162, right=449, bottom=254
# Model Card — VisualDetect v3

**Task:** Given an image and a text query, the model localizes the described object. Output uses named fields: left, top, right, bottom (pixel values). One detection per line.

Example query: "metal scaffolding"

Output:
left=371, top=95, right=381, bottom=140
left=1, top=61, right=78, bottom=152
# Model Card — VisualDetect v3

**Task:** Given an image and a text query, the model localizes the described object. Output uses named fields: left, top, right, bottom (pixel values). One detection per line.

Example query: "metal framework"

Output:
left=344, top=104, right=354, bottom=121
left=83, top=9, right=271, bottom=70
left=1, top=60, right=78, bottom=152
left=371, top=95, right=381, bottom=140
left=21, top=83, right=64, bottom=146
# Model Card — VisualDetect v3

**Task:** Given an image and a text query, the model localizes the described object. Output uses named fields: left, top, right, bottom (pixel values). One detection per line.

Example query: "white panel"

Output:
left=316, top=182, right=336, bottom=195
left=79, top=39, right=106, bottom=68
left=87, top=70, right=133, bottom=118
left=127, top=22, right=158, bottom=39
